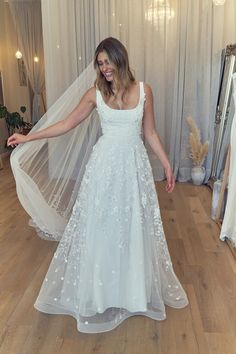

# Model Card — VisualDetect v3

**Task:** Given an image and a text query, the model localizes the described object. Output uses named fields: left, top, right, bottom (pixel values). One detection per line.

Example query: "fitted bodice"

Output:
left=96, top=82, right=146, bottom=140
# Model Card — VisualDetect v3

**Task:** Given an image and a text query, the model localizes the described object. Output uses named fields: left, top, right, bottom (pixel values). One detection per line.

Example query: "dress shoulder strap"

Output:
left=96, top=87, right=103, bottom=109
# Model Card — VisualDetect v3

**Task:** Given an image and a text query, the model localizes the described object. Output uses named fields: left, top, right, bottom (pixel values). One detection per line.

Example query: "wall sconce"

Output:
left=15, top=50, right=22, bottom=59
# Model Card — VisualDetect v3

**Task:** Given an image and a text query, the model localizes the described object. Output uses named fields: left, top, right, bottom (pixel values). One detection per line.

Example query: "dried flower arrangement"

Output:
left=186, top=116, right=209, bottom=167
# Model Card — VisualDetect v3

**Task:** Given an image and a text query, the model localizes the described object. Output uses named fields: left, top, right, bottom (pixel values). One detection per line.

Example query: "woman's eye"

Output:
left=97, top=60, right=110, bottom=66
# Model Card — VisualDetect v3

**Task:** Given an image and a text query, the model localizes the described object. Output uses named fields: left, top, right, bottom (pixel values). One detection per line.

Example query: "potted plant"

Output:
left=186, top=116, right=209, bottom=185
left=0, top=104, right=32, bottom=148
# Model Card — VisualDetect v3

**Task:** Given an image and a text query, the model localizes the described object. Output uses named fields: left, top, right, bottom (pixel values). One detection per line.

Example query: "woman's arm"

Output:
left=7, top=87, right=96, bottom=147
left=143, top=83, right=175, bottom=193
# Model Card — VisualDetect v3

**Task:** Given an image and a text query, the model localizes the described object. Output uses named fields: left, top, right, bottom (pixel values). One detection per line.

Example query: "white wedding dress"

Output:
left=34, top=82, right=188, bottom=333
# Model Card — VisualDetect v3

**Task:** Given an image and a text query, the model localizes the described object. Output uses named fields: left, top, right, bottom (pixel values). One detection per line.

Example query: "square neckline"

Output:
left=99, top=82, right=142, bottom=112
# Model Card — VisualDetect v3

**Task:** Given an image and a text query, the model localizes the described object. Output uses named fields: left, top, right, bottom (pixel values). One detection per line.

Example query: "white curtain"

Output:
left=41, top=0, right=236, bottom=181
left=9, top=0, right=45, bottom=124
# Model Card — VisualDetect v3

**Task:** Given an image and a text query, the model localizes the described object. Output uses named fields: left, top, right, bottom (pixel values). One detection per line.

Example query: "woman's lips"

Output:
left=103, top=71, right=113, bottom=78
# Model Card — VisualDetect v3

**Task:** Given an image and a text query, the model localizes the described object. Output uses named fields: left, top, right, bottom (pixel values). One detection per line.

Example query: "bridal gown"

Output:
left=34, top=82, right=189, bottom=333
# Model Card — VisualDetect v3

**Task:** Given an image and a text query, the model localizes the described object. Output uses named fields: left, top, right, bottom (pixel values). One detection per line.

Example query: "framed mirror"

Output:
left=211, top=43, right=236, bottom=179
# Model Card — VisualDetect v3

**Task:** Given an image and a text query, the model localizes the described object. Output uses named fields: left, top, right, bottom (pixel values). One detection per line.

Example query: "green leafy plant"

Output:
left=0, top=104, right=32, bottom=136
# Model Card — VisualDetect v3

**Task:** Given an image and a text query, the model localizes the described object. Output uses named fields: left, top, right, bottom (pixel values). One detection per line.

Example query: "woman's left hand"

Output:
left=165, top=167, right=175, bottom=193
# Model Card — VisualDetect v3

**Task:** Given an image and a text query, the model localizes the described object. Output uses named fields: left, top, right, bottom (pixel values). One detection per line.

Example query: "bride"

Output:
left=8, top=37, right=188, bottom=333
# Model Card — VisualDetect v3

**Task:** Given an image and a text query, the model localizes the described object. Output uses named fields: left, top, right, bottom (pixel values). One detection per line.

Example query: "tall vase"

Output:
left=191, top=166, right=206, bottom=185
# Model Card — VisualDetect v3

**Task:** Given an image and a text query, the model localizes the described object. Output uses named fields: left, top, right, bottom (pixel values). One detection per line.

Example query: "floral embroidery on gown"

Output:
left=34, top=82, right=189, bottom=333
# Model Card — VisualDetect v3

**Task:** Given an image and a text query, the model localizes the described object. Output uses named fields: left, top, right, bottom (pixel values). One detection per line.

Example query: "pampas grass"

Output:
left=186, top=116, right=209, bottom=167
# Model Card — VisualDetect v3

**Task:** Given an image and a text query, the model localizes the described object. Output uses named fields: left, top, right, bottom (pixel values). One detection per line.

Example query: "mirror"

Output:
left=211, top=43, right=236, bottom=179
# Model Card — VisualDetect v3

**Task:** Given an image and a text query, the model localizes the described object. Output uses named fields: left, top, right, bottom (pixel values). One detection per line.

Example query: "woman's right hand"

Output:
left=7, top=133, right=29, bottom=147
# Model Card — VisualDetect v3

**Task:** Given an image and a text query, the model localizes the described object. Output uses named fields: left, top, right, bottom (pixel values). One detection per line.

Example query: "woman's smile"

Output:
left=103, top=70, right=113, bottom=80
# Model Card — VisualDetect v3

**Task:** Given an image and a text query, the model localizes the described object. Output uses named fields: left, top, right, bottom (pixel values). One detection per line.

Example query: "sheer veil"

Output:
left=11, top=62, right=101, bottom=241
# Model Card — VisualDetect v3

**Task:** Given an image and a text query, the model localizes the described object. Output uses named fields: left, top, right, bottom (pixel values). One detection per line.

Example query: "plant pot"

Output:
left=191, top=166, right=205, bottom=185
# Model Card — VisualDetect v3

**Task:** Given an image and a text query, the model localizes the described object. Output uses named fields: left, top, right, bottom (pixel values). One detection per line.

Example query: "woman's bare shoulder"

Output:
left=143, top=83, right=153, bottom=101
left=143, top=82, right=153, bottom=95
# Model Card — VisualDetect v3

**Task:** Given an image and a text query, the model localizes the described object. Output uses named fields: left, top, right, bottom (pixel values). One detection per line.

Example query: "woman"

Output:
left=8, top=37, right=188, bottom=333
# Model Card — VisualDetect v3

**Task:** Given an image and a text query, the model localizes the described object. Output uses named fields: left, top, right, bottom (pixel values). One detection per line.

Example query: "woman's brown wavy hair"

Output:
left=94, top=37, right=136, bottom=100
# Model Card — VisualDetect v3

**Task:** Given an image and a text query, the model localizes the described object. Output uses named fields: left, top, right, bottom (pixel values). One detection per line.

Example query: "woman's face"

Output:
left=97, top=51, right=115, bottom=82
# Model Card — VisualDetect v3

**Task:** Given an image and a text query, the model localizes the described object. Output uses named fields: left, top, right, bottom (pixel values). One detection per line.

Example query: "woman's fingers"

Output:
left=165, top=173, right=175, bottom=193
left=7, top=133, right=27, bottom=147
left=7, top=136, right=16, bottom=146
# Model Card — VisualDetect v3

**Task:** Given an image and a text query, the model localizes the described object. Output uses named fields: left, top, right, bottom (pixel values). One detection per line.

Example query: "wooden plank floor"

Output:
left=1, top=157, right=236, bottom=354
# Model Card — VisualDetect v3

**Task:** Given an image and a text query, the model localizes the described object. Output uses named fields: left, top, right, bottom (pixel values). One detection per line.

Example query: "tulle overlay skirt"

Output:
left=34, top=134, right=188, bottom=333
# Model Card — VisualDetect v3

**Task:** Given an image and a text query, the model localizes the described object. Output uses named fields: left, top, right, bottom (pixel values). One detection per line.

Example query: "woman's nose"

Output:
left=102, top=63, right=108, bottom=71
